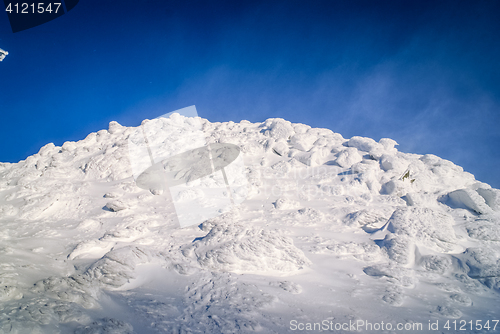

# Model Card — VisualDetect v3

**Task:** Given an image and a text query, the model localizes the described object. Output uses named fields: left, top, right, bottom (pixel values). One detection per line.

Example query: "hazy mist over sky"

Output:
left=0, top=0, right=499, bottom=187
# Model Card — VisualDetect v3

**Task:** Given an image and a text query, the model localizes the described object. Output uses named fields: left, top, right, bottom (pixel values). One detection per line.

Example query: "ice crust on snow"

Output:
left=0, top=114, right=499, bottom=333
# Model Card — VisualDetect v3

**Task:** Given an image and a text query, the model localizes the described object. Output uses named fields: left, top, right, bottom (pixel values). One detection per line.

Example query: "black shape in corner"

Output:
left=64, top=0, right=78, bottom=12
left=3, top=0, right=79, bottom=33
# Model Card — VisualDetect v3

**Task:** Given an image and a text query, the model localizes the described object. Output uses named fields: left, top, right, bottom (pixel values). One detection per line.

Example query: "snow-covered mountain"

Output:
left=0, top=115, right=499, bottom=333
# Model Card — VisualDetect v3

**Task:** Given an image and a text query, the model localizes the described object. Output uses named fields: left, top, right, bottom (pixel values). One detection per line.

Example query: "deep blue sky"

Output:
left=1, top=0, right=499, bottom=188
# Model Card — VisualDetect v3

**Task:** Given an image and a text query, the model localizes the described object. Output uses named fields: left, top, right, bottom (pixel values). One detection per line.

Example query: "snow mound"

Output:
left=466, top=218, right=500, bottom=241
left=419, top=255, right=453, bottom=274
left=31, top=275, right=100, bottom=309
left=260, top=118, right=295, bottom=141
left=343, top=209, right=390, bottom=228
left=382, top=234, right=415, bottom=265
left=86, top=246, right=155, bottom=289
left=1, top=113, right=499, bottom=333
left=476, top=187, right=500, bottom=211
left=444, top=188, right=494, bottom=214
left=335, top=147, right=362, bottom=168
left=385, top=207, right=458, bottom=252
left=462, top=247, right=500, bottom=278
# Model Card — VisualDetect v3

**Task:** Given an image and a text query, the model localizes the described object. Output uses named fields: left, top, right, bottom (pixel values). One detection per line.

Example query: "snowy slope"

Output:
left=0, top=115, right=499, bottom=333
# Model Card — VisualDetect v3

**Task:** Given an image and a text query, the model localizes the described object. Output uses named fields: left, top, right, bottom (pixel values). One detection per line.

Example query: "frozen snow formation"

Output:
left=0, top=48, right=7, bottom=61
left=0, top=114, right=500, bottom=333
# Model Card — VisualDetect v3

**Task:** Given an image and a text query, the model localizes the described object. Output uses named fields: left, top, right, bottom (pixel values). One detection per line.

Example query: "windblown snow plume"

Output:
left=0, top=113, right=499, bottom=333
left=0, top=48, right=7, bottom=61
